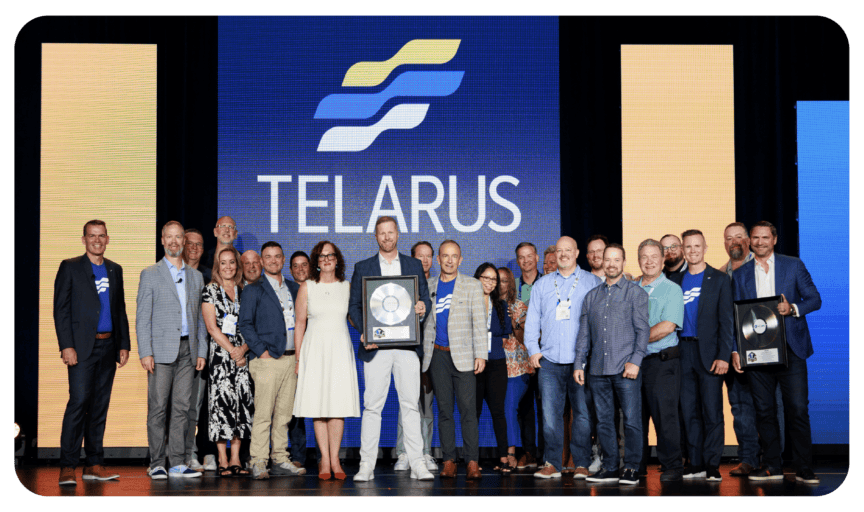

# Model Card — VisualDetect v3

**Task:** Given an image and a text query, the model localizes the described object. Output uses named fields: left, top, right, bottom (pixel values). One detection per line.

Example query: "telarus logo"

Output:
left=315, top=39, right=463, bottom=152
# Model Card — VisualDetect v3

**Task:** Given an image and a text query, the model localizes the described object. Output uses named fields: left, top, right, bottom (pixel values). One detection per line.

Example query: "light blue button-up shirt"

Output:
left=638, top=273, right=684, bottom=355
left=164, top=258, right=188, bottom=336
left=524, top=266, right=601, bottom=364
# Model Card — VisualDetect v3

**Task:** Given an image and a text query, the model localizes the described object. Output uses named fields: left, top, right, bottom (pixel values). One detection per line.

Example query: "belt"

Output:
left=180, top=335, right=189, bottom=341
left=284, top=350, right=296, bottom=356
left=643, top=345, right=680, bottom=361
left=680, top=336, right=699, bottom=342
left=434, top=344, right=450, bottom=352
left=95, top=332, right=112, bottom=340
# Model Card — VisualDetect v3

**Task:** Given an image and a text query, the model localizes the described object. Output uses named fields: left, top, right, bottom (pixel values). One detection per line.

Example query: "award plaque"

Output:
left=362, top=276, right=420, bottom=347
left=733, top=296, right=788, bottom=368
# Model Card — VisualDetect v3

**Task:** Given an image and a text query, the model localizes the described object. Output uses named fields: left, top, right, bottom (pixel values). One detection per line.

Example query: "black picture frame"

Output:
left=733, top=295, right=789, bottom=368
left=361, top=275, right=420, bottom=348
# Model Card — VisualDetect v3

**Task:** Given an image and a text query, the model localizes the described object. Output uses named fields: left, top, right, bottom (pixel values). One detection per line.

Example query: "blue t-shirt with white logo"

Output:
left=434, top=278, right=456, bottom=347
left=91, top=262, right=112, bottom=333
left=681, top=271, right=703, bottom=338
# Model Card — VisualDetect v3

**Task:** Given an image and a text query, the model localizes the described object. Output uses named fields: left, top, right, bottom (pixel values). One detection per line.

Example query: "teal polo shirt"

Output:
left=638, top=273, right=684, bottom=355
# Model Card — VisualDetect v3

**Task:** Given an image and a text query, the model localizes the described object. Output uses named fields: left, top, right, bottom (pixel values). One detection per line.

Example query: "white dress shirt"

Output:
left=379, top=252, right=402, bottom=277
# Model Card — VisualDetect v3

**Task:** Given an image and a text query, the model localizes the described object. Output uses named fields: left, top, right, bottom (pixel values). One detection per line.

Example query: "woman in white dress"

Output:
left=293, top=240, right=360, bottom=480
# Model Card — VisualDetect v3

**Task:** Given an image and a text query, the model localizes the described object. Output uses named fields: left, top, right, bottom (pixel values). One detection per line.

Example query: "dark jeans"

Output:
left=640, top=354, right=683, bottom=473
left=475, top=358, right=509, bottom=458
left=429, top=348, right=479, bottom=462
left=589, top=372, right=642, bottom=471
left=537, top=360, right=591, bottom=470
left=679, top=340, right=725, bottom=468
left=59, top=336, right=117, bottom=468
left=748, top=350, right=813, bottom=470
left=517, top=370, right=543, bottom=457
left=724, top=368, right=760, bottom=467
left=288, top=416, right=307, bottom=464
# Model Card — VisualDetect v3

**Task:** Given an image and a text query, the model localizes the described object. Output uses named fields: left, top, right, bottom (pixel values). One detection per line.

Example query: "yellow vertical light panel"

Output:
left=622, top=45, right=737, bottom=445
left=39, top=44, right=156, bottom=448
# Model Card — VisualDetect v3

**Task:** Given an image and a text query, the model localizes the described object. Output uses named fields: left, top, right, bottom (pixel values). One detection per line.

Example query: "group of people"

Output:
left=53, top=215, right=822, bottom=488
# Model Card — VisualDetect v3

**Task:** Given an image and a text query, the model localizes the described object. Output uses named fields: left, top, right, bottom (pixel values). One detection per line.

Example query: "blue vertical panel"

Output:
left=796, top=101, right=849, bottom=444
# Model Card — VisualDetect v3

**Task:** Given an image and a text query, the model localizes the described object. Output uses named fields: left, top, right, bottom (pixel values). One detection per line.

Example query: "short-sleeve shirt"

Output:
left=434, top=278, right=456, bottom=347
left=638, top=273, right=684, bottom=354
left=681, top=270, right=704, bottom=338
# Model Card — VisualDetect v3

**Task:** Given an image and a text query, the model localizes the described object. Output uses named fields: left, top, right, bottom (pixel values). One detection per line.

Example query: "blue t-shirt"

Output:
left=91, top=262, right=112, bottom=333
left=434, top=278, right=456, bottom=347
left=681, top=270, right=704, bottom=338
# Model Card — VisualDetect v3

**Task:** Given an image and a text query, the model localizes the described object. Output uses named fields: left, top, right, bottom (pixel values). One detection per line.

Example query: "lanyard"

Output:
left=554, top=272, right=579, bottom=305
left=219, top=285, right=239, bottom=315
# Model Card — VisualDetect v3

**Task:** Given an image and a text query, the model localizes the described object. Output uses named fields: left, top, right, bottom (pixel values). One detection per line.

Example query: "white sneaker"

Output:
left=187, top=458, right=204, bottom=472
left=202, top=454, right=217, bottom=471
left=410, top=459, right=435, bottom=481
left=589, top=454, right=603, bottom=473
left=394, top=453, right=410, bottom=471
left=424, top=454, right=438, bottom=471
left=354, top=462, right=375, bottom=482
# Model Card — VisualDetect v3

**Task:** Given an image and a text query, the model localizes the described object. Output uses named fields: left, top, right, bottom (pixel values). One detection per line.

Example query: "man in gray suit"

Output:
left=422, top=240, right=487, bottom=480
left=137, top=221, right=207, bottom=479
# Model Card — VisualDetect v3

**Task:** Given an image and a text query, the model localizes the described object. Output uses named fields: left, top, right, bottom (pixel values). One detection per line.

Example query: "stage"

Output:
left=16, top=461, right=847, bottom=497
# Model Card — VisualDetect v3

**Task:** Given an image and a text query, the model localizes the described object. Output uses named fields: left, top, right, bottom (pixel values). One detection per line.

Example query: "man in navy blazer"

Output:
left=348, top=216, right=433, bottom=482
left=53, top=220, right=131, bottom=485
left=731, top=221, right=822, bottom=484
left=238, top=241, right=304, bottom=479
left=669, top=230, right=733, bottom=481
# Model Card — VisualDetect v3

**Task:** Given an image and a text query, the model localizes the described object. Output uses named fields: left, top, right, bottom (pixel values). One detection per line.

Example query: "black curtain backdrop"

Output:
left=15, top=16, right=847, bottom=456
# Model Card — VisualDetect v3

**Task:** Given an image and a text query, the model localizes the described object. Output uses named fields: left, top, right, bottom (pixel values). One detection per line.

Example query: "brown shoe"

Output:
left=730, top=462, right=755, bottom=476
left=59, top=467, right=77, bottom=486
left=533, top=462, right=562, bottom=479
left=441, top=460, right=457, bottom=478
left=83, top=465, right=119, bottom=481
left=572, top=466, right=589, bottom=479
left=517, top=452, right=538, bottom=469
left=466, top=461, right=482, bottom=480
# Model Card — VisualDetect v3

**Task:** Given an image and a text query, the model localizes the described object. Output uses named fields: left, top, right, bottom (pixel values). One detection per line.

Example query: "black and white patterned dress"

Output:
left=203, top=283, right=254, bottom=442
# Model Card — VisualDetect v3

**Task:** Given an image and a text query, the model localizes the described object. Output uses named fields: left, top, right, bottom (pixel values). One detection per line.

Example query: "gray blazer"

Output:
left=136, top=258, right=207, bottom=364
left=422, top=273, right=488, bottom=373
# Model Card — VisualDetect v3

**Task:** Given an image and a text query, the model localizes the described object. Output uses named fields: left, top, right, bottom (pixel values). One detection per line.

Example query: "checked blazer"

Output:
left=421, top=273, right=488, bottom=373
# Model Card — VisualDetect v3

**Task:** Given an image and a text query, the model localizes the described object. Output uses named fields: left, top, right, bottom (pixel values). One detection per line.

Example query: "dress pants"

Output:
left=537, top=360, right=591, bottom=471
left=248, top=354, right=297, bottom=465
left=359, top=350, right=423, bottom=466
left=429, top=348, right=479, bottom=462
left=640, top=354, right=683, bottom=473
left=59, top=336, right=117, bottom=468
left=184, top=367, right=208, bottom=463
left=147, top=338, right=194, bottom=469
left=396, top=371, right=434, bottom=457
left=748, top=350, right=813, bottom=470
left=517, top=371, right=544, bottom=457
left=590, top=372, right=642, bottom=471
left=475, top=358, right=509, bottom=458
left=679, top=340, right=725, bottom=468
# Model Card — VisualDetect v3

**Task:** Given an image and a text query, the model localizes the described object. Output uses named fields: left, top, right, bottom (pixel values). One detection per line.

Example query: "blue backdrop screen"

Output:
left=218, top=16, right=560, bottom=449
left=796, top=101, right=849, bottom=444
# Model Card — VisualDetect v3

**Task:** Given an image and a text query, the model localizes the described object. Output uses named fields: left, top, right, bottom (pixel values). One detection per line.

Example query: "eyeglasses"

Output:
left=479, top=276, right=497, bottom=282
left=318, top=253, right=337, bottom=261
left=662, top=244, right=680, bottom=251
left=216, top=224, right=237, bottom=231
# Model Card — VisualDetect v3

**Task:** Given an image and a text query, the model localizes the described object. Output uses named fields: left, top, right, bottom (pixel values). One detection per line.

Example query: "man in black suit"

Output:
left=668, top=229, right=732, bottom=482
left=53, top=220, right=131, bottom=485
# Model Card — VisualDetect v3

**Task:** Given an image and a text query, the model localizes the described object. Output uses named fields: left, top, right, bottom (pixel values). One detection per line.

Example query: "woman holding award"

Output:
left=292, top=241, right=360, bottom=480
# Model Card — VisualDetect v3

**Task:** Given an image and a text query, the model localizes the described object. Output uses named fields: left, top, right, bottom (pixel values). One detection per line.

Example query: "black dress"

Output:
left=203, top=283, right=254, bottom=442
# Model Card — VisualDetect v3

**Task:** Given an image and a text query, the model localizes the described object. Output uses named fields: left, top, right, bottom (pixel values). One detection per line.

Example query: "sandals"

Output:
left=217, top=466, right=232, bottom=477
left=495, top=454, right=518, bottom=473
left=228, top=465, right=250, bottom=477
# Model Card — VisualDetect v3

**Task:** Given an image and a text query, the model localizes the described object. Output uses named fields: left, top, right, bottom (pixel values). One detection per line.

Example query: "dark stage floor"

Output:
left=16, top=461, right=847, bottom=497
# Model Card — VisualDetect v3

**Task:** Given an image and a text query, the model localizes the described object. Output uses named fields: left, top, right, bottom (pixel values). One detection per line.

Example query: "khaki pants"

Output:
left=249, top=354, right=297, bottom=465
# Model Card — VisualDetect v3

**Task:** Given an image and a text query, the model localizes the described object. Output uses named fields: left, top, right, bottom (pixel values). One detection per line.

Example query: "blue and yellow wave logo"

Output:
left=315, top=39, right=463, bottom=152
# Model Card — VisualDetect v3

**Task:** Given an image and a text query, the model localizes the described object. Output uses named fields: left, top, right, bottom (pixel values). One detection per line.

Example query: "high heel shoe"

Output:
left=333, top=468, right=346, bottom=480
left=318, top=463, right=332, bottom=480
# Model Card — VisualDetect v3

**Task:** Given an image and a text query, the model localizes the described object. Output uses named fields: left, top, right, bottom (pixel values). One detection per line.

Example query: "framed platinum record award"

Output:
left=733, top=296, right=788, bottom=368
left=362, top=276, right=420, bottom=348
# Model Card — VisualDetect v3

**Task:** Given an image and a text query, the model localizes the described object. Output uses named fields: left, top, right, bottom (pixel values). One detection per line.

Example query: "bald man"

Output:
left=524, top=236, right=602, bottom=479
left=206, top=216, right=239, bottom=270
left=241, top=250, right=262, bottom=286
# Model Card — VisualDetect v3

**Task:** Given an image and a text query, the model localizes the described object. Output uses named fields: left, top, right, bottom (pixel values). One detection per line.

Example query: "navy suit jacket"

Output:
left=349, top=253, right=432, bottom=363
left=238, top=276, right=300, bottom=360
left=53, top=254, right=131, bottom=362
left=731, top=253, right=821, bottom=359
left=669, top=264, right=734, bottom=372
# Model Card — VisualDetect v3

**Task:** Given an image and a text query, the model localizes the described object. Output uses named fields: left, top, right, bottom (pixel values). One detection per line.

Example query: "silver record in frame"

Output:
left=733, top=296, right=788, bottom=368
left=362, top=276, right=420, bottom=347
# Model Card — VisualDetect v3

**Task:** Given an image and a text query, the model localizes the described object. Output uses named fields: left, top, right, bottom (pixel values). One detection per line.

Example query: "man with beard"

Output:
left=574, top=243, right=649, bottom=485
left=661, top=234, right=688, bottom=277
left=206, top=216, right=239, bottom=269
left=183, top=229, right=211, bottom=282
left=585, top=235, right=608, bottom=281
left=241, top=250, right=263, bottom=286
left=731, top=221, right=821, bottom=484
left=636, top=239, right=685, bottom=481
left=137, top=221, right=207, bottom=479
